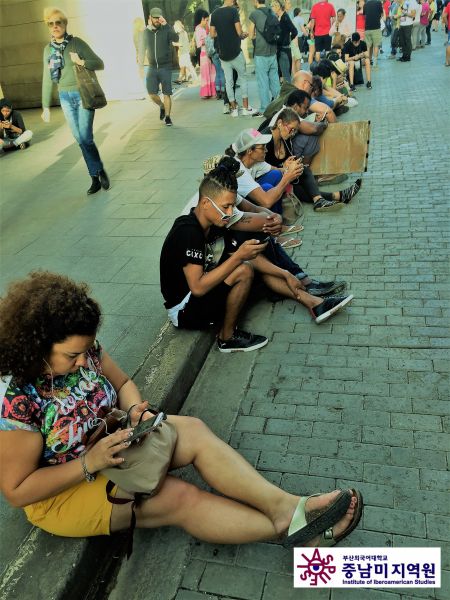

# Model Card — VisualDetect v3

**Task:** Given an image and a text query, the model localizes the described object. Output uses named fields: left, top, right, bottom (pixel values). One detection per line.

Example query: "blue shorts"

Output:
left=146, top=66, right=173, bottom=96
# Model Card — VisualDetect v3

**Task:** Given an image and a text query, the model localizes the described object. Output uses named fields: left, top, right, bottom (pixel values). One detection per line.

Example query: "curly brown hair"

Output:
left=0, top=271, right=102, bottom=385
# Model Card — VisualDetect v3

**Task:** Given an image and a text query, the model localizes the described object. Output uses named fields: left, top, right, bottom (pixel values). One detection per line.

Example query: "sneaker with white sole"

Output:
left=311, top=295, right=354, bottom=324
left=217, top=329, right=269, bottom=353
left=223, top=103, right=231, bottom=114
left=230, top=107, right=239, bottom=117
left=241, top=106, right=257, bottom=116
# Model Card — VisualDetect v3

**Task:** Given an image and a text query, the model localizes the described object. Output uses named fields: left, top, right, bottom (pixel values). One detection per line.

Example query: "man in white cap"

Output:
left=139, top=7, right=178, bottom=125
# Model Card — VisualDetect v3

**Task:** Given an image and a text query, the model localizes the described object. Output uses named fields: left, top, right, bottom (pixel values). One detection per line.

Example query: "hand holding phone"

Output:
left=128, top=412, right=166, bottom=443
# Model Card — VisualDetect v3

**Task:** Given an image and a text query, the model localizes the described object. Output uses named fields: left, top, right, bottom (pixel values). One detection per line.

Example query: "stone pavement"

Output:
left=108, top=41, right=450, bottom=600
left=1, top=38, right=449, bottom=600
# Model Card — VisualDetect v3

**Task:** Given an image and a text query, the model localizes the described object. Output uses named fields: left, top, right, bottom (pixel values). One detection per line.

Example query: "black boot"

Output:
left=98, top=169, right=110, bottom=190
left=87, top=176, right=101, bottom=195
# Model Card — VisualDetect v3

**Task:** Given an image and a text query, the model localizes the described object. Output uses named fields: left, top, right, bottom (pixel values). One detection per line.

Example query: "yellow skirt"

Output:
left=24, top=474, right=115, bottom=537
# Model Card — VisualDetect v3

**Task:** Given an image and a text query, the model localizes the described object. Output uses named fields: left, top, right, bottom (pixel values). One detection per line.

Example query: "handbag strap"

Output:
left=106, top=480, right=137, bottom=559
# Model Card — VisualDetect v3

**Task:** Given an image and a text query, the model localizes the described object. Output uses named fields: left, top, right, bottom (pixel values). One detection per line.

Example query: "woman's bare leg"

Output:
left=110, top=416, right=358, bottom=544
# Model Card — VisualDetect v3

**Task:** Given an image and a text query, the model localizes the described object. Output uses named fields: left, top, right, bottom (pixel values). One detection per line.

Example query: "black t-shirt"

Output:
left=264, top=137, right=290, bottom=169
left=210, top=6, right=241, bottom=61
left=160, top=210, right=223, bottom=309
left=343, top=39, right=368, bottom=58
left=363, top=0, right=384, bottom=30
left=1, top=109, right=25, bottom=139
left=279, top=12, right=298, bottom=47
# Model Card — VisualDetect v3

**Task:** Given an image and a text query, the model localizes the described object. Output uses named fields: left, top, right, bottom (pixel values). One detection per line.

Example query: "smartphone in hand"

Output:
left=128, top=412, right=166, bottom=443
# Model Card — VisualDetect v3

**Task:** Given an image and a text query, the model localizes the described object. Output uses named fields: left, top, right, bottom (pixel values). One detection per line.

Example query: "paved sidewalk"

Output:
left=108, top=42, right=450, bottom=600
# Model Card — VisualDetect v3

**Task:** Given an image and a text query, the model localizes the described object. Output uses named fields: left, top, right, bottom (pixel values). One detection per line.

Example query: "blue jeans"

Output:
left=254, top=54, right=280, bottom=112
left=212, top=54, right=225, bottom=92
left=59, top=90, right=103, bottom=177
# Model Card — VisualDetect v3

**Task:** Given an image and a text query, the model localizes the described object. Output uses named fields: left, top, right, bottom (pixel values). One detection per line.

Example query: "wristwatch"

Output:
left=81, top=453, right=96, bottom=482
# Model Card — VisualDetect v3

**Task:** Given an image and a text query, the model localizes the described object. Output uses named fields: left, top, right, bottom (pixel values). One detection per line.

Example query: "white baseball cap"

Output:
left=232, top=128, right=272, bottom=153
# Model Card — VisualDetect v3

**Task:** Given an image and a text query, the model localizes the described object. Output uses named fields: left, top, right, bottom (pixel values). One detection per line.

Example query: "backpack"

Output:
left=205, top=35, right=216, bottom=58
left=257, top=8, right=281, bottom=45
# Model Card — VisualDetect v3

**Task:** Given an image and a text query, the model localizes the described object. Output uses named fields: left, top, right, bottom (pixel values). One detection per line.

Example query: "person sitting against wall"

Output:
left=0, top=271, right=363, bottom=551
left=0, top=99, right=33, bottom=152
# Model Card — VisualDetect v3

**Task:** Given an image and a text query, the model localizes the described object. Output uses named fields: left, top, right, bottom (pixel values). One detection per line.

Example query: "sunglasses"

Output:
left=205, top=196, right=232, bottom=222
left=47, top=20, right=63, bottom=27
left=283, top=124, right=297, bottom=135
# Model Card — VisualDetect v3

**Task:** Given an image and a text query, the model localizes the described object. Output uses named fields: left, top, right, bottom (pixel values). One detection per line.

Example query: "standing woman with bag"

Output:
left=41, top=7, right=109, bottom=195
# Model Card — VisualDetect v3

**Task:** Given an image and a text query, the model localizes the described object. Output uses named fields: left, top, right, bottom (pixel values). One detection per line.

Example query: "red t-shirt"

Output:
left=311, top=1, right=336, bottom=36
left=444, top=4, right=450, bottom=28
left=383, top=0, right=391, bottom=18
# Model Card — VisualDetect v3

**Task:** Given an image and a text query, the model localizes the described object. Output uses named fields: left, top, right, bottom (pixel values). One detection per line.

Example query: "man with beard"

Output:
left=140, top=7, right=178, bottom=126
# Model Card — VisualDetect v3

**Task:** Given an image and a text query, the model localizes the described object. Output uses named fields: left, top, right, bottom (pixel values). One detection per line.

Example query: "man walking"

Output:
left=363, top=0, right=384, bottom=68
left=210, top=0, right=257, bottom=117
left=140, top=7, right=178, bottom=126
left=248, top=1, right=281, bottom=115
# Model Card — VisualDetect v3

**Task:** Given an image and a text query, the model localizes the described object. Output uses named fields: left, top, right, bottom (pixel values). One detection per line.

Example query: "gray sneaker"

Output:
left=217, top=329, right=268, bottom=353
left=313, top=198, right=343, bottom=212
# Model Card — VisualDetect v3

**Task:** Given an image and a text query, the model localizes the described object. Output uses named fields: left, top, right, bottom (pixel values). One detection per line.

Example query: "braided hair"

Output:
left=199, top=155, right=240, bottom=200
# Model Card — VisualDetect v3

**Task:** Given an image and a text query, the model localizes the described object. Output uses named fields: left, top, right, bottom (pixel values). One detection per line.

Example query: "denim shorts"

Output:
left=146, top=66, right=173, bottom=96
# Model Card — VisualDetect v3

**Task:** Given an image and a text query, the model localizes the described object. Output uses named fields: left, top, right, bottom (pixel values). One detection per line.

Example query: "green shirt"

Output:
left=42, top=36, right=104, bottom=108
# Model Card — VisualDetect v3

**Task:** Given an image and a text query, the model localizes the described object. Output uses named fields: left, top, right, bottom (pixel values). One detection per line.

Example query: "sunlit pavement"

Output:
left=1, top=36, right=450, bottom=599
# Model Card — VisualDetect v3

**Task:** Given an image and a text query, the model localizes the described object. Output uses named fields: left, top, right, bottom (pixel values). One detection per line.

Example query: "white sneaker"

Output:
left=230, top=107, right=239, bottom=118
left=241, top=106, right=257, bottom=116
left=346, top=97, right=358, bottom=108
left=223, top=103, right=231, bottom=114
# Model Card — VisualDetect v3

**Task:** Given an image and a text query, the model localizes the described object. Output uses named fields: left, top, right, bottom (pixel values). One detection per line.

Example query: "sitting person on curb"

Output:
left=160, top=161, right=269, bottom=353
left=264, top=70, right=338, bottom=123
left=224, top=128, right=303, bottom=217
left=344, top=33, right=372, bottom=91
left=259, top=90, right=330, bottom=175
left=309, top=63, right=349, bottom=111
left=201, top=157, right=349, bottom=299
left=189, top=156, right=355, bottom=322
left=0, top=99, right=33, bottom=152
left=263, top=108, right=363, bottom=212
left=228, top=123, right=362, bottom=214
left=0, top=271, right=363, bottom=552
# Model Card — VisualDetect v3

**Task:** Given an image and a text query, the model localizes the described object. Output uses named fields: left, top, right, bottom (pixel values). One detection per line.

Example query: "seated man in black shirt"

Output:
left=0, top=99, right=33, bottom=151
left=343, top=33, right=372, bottom=91
left=160, top=158, right=269, bottom=353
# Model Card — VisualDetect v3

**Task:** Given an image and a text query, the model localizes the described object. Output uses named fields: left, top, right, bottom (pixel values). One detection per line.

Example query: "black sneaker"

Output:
left=366, top=81, right=372, bottom=89
left=349, top=84, right=356, bottom=92
left=313, top=198, right=343, bottom=212
left=217, top=329, right=268, bottom=353
left=340, top=178, right=362, bottom=204
left=165, top=116, right=173, bottom=126
left=305, top=280, right=347, bottom=297
left=159, top=106, right=166, bottom=120
left=311, top=295, right=354, bottom=324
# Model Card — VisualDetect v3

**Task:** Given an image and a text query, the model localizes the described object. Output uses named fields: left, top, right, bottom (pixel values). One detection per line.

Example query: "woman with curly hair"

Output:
left=0, top=271, right=362, bottom=549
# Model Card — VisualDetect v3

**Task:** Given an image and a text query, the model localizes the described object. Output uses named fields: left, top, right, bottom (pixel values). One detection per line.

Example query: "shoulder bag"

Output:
left=72, top=38, right=107, bottom=110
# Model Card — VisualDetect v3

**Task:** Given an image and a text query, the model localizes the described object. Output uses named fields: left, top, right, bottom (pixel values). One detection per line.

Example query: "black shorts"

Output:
left=177, top=283, right=231, bottom=330
left=146, top=66, right=173, bottom=96
left=314, top=34, right=332, bottom=53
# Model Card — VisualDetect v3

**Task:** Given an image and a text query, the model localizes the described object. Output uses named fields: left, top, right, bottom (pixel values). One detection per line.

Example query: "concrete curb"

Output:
left=0, top=324, right=215, bottom=600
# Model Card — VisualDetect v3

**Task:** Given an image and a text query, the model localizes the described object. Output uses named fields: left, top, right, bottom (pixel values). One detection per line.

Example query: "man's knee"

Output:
left=226, top=261, right=254, bottom=286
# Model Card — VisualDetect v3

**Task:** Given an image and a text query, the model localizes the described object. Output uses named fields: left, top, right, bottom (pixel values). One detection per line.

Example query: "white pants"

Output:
left=1, top=130, right=33, bottom=147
